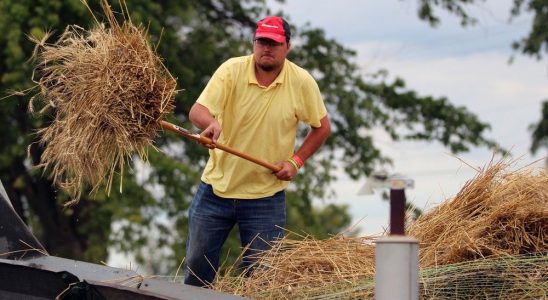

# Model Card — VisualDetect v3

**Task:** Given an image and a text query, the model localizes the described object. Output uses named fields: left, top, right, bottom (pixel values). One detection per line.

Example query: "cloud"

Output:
left=354, top=46, right=547, bottom=145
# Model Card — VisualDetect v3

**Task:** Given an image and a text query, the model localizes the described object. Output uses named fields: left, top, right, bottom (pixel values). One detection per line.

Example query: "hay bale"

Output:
left=213, top=234, right=378, bottom=299
left=30, top=0, right=176, bottom=203
left=408, top=159, right=547, bottom=266
left=420, top=255, right=548, bottom=300
left=213, top=158, right=547, bottom=299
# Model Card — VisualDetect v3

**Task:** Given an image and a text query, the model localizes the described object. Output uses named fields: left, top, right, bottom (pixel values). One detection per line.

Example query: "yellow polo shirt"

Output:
left=196, top=55, right=327, bottom=198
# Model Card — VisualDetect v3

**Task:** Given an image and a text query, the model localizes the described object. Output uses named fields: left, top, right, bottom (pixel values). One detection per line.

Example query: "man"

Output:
left=185, top=16, right=331, bottom=287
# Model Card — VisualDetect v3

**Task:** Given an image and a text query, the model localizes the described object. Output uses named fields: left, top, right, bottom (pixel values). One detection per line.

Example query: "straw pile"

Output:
left=30, top=0, right=176, bottom=203
left=212, top=158, right=548, bottom=299
left=213, top=233, right=378, bottom=299
left=408, top=159, right=547, bottom=267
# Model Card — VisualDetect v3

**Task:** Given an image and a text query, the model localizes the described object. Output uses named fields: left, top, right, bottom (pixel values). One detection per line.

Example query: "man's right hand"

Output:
left=189, top=103, right=222, bottom=149
left=199, top=120, right=221, bottom=149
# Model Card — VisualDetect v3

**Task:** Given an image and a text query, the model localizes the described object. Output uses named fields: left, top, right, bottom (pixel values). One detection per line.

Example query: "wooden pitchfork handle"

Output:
left=160, top=120, right=282, bottom=172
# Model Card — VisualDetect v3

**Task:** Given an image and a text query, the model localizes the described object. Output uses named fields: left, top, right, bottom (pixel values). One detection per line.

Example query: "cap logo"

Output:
left=261, top=24, right=279, bottom=29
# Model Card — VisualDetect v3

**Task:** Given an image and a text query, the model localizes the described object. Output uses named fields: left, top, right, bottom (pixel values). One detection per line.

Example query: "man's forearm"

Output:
left=294, top=115, right=331, bottom=162
left=189, top=103, right=216, bottom=130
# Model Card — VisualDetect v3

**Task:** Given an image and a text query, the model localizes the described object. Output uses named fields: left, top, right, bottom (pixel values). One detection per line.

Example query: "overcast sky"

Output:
left=267, top=0, right=548, bottom=235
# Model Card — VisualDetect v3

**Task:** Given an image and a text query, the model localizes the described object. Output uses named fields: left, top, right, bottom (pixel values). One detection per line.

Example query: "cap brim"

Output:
left=255, top=33, right=285, bottom=43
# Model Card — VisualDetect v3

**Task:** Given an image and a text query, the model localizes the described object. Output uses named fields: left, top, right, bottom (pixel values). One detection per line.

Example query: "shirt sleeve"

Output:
left=196, top=62, right=232, bottom=118
left=296, top=73, right=327, bottom=128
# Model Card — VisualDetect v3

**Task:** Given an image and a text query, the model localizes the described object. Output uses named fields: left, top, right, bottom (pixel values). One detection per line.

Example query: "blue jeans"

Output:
left=183, top=182, right=286, bottom=287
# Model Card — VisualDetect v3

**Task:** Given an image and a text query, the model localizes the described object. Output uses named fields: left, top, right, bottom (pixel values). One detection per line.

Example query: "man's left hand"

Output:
left=274, top=161, right=298, bottom=181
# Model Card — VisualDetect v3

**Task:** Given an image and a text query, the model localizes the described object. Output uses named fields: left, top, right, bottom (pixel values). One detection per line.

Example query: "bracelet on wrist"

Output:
left=287, top=158, right=299, bottom=170
left=291, top=154, right=304, bottom=168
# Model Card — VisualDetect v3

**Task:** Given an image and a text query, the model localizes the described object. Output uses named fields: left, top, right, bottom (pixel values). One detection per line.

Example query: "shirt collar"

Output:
left=248, top=56, right=287, bottom=87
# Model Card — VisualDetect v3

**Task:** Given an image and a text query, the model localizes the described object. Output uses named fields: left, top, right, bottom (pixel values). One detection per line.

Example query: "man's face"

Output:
left=253, top=38, right=290, bottom=72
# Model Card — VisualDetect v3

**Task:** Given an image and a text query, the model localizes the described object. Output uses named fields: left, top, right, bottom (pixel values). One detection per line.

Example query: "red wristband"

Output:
left=292, top=154, right=304, bottom=168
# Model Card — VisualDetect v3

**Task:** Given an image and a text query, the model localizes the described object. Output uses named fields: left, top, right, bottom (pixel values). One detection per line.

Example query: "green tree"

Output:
left=0, top=0, right=498, bottom=273
left=529, top=100, right=548, bottom=155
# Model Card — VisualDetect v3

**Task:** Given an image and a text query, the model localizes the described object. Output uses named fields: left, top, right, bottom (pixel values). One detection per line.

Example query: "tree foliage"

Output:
left=0, top=0, right=499, bottom=272
left=529, top=100, right=548, bottom=154
left=417, top=0, right=480, bottom=27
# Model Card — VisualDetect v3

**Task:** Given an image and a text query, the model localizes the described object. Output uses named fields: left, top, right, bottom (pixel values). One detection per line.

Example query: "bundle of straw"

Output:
left=408, top=159, right=547, bottom=266
left=30, top=0, right=176, bottom=203
left=213, top=158, right=547, bottom=299
left=213, top=233, right=378, bottom=299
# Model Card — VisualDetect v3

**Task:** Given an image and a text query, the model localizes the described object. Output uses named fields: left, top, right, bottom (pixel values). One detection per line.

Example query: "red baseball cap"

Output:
left=255, top=16, right=291, bottom=43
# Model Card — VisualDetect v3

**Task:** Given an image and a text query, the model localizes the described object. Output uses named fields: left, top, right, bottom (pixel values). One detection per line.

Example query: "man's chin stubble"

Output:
left=257, top=64, right=275, bottom=72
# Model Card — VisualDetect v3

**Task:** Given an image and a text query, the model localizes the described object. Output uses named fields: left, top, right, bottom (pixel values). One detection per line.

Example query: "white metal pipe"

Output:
left=375, top=236, right=419, bottom=300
